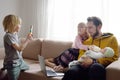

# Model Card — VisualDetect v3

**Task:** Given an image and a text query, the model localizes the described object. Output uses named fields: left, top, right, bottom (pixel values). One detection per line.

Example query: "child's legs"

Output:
left=20, top=58, right=29, bottom=71
left=7, top=66, right=21, bottom=80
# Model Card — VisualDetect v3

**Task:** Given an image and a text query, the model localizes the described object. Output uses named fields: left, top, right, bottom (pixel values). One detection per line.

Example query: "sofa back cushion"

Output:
left=41, top=39, right=73, bottom=59
left=22, top=38, right=42, bottom=60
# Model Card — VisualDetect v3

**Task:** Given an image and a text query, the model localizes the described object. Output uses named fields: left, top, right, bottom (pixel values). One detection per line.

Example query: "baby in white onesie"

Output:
left=69, top=45, right=114, bottom=68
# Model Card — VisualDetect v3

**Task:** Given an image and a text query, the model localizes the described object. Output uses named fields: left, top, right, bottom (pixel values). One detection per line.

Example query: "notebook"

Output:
left=38, top=55, right=64, bottom=77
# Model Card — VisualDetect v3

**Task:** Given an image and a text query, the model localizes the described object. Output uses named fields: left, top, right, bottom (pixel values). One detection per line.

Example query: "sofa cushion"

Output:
left=0, top=48, right=5, bottom=59
left=41, top=39, right=72, bottom=59
left=22, top=39, right=42, bottom=60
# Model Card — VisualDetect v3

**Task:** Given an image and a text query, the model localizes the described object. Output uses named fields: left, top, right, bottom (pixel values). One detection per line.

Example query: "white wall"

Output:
left=18, top=0, right=39, bottom=38
left=0, top=0, right=44, bottom=47
left=0, top=0, right=20, bottom=47
left=19, top=0, right=47, bottom=39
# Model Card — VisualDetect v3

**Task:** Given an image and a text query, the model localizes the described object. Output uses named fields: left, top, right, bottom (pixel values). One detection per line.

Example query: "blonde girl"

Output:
left=72, top=22, right=90, bottom=50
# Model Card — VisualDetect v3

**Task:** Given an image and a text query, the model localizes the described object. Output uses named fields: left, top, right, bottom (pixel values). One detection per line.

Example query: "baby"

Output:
left=69, top=45, right=114, bottom=68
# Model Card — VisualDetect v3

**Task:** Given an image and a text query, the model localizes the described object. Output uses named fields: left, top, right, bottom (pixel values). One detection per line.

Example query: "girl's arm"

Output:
left=72, top=35, right=89, bottom=50
left=45, top=58, right=66, bottom=72
left=45, top=58, right=56, bottom=68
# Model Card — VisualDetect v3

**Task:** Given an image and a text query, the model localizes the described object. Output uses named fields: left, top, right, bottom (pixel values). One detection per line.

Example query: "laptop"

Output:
left=38, top=55, right=64, bottom=77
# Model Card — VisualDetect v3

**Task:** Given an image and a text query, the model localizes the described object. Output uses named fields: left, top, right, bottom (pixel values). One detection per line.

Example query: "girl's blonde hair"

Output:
left=78, top=22, right=87, bottom=28
left=3, top=14, right=21, bottom=32
left=78, top=22, right=90, bottom=41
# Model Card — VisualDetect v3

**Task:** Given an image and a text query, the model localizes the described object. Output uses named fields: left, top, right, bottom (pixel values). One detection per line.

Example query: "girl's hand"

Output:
left=53, top=65, right=64, bottom=72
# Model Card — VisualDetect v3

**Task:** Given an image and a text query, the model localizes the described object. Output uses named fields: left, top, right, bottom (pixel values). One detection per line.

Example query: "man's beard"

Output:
left=93, top=30, right=99, bottom=39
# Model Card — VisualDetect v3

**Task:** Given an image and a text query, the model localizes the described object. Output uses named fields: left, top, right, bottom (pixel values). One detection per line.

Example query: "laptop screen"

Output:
left=38, top=55, right=64, bottom=77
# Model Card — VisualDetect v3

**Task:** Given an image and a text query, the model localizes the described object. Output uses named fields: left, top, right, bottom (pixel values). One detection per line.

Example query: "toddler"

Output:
left=72, top=22, right=90, bottom=50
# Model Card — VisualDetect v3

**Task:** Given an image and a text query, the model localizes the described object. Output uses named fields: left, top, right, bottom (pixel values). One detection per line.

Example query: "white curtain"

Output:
left=38, top=0, right=120, bottom=42
left=36, top=0, right=48, bottom=38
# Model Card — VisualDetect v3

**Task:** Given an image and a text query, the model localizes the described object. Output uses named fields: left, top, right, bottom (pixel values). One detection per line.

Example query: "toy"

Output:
left=30, top=25, right=33, bottom=35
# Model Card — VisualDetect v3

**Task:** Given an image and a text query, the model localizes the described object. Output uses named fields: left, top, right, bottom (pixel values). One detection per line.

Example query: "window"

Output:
left=41, top=0, right=120, bottom=42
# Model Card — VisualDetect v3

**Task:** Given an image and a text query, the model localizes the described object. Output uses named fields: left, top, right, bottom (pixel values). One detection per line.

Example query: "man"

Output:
left=62, top=16, right=119, bottom=80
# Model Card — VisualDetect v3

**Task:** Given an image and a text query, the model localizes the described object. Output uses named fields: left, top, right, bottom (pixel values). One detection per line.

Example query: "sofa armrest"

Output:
left=106, top=59, right=120, bottom=80
left=0, top=48, right=5, bottom=59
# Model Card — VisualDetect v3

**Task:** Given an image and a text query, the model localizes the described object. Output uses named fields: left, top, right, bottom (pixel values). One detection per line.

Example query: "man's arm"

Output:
left=97, top=36, right=119, bottom=66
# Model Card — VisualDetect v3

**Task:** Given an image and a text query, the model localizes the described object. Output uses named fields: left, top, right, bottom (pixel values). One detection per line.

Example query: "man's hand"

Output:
left=80, top=57, right=93, bottom=68
left=69, top=60, right=79, bottom=68
left=88, top=45, right=95, bottom=50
